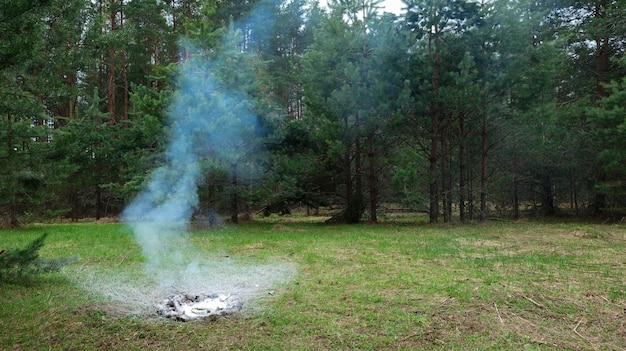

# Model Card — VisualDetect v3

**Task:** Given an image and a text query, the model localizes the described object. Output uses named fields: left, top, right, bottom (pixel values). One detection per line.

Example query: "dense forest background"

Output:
left=1, top=0, right=625, bottom=227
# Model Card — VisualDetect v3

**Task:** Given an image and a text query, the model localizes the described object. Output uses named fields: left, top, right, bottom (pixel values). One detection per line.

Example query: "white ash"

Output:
left=67, top=259, right=296, bottom=318
left=156, top=293, right=242, bottom=321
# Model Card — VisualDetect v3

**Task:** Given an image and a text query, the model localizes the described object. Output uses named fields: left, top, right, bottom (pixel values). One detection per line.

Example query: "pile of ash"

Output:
left=156, top=293, right=242, bottom=321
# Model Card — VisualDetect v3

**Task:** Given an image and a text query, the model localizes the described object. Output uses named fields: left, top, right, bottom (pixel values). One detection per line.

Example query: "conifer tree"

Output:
left=0, top=233, right=78, bottom=283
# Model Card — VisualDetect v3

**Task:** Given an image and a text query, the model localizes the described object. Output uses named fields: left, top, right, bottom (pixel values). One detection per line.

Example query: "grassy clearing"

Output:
left=0, top=219, right=625, bottom=350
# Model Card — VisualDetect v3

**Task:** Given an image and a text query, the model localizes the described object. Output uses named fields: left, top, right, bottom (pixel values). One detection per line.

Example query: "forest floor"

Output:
left=1, top=217, right=625, bottom=350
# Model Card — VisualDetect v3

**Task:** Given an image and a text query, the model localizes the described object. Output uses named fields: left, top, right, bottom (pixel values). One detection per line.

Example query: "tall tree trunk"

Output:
left=353, top=113, right=363, bottom=223
left=122, top=53, right=129, bottom=120
left=429, top=123, right=439, bottom=223
left=594, top=1, right=610, bottom=100
left=70, top=188, right=79, bottom=222
left=10, top=195, right=18, bottom=228
left=592, top=1, right=609, bottom=215
left=107, top=0, right=117, bottom=125
left=480, top=107, right=487, bottom=221
left=570, top=173, right=579, bottom=215
left=7, top=114, right=18, bottom=228
left=67, top=73, right=77, bottom=121
left=7, top=116, right=15, bottom=227
left=513, top=141, right=520, bottom=219
left=459, top=112, right=466, bottom=223
left=468, top=173, right=474, bottom=221
left=119, top=0, right=127, bottom=121
left=446, top=135, right=452, bottom=222
left=513, top=171, right=520, bottom=220
left=52, top=72, right=77, bottom=128
left=208, top=172, right=217, bottom=226
left=208, top=172, right=216, bottom=207
left=367, top=133, right=377, bottom=223
left=429, top=24, right=441, bottom=224
left=344, top=155, right=353, bottom=213
left=230, top=162, right=239, bottom=224
left=479, top=37, right=489, bottom=221
left=542, top=174, right=555, bottom=216
left=95, top=184, right=102, bottom=220
left=107, top=54, right=116, bottom=124
left=441, top=130, right=451, bottom=223
left=343, top=112, right=354, bottom=223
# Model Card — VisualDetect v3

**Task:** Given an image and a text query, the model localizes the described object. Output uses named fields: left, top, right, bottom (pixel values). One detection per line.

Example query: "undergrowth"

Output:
left=0, top=233, right=78, bottom=283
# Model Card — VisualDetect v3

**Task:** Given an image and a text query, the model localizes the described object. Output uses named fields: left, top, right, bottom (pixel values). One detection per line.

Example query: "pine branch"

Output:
left=0, top=233, right=78, bottom=283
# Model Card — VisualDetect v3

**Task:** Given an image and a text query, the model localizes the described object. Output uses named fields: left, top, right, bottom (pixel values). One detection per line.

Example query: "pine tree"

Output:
left=0, top=233, right=78, bottom=283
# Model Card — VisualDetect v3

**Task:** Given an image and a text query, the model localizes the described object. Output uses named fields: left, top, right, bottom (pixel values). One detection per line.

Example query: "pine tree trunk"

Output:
left=480, top=110, right=487, bottom=221
left=120, top=0, right=127, bottom=120
left=513, top=176, right=520, bottom=219
left=67, top=74, right=76, bottom=121
left=594, top=1, right=609, bottom=100
left=592, top=1, right=609, bottom=215
left=107, top=53, right=116, bottom=124
left=440, top=135, right=447, bottom=222
left=353, top=113, right=363, bottom=223
left=10, top=197, right=18, bottom=228
left=7, top=114, right=18, bottom=228
left=95, top=185, right=102, bottom=220
left=429, top=128, right=439, bottom=224
left=513, top=144, right=520, bottom=219
left=230, top=163, right=239, bottom=224
left=542, top=175, right=555, bottom=216
left=208, top=172, right=216, bottom=207
left=459, top=112, right=466, bottom=223
left=343, top=112, right=354, bottom=222
left=367, top=133, right=377, bottom=223
left=107, top=1, right=117, bottom=125
left=428, top=19, right=441, bottom=224
left=468, top=174, right=474, bottom=221
left=122, top=53, right=128, bottom=120
left=479, top=58, right=488, bottom=221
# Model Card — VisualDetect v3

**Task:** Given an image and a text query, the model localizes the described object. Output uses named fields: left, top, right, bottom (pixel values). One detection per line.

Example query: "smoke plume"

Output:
left=121, top=0, right=279, bottom=288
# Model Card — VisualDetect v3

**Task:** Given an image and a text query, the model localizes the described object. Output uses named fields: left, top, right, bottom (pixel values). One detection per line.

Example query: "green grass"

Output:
left=1, top=219, right=625, bottom=350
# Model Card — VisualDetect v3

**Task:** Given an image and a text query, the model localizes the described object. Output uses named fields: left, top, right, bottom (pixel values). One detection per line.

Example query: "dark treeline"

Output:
left=1, top=0, right=625, bottom=227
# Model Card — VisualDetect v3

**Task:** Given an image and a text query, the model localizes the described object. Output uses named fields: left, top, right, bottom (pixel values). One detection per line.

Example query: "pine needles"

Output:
left=0, top=233, right=78, bottom=283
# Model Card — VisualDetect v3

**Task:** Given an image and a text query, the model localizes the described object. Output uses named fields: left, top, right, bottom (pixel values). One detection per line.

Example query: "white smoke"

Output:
left=112, top=0, right=293, bottom=308
left=121, top=0, right=278, bottom=280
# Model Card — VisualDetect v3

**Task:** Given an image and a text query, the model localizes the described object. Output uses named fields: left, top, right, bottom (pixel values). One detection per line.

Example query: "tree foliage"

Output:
left=0, top=233, right=78, bottom=283
left=1, top=0, right=626, bottom=225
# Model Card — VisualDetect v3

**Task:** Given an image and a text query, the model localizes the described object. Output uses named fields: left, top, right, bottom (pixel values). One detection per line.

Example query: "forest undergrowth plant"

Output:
left=0, top=233, right=78, bottom=283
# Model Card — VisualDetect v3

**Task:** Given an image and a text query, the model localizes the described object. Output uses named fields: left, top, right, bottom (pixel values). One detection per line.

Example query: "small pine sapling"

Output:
left=0, top=233, right=78, bottom=282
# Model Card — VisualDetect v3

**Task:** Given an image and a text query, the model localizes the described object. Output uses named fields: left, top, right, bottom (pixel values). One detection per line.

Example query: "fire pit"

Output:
left=156, top=293, right=242, bottom=321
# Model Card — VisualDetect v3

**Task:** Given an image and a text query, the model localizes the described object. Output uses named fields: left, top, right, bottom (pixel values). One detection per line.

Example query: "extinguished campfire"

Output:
left=156, top=292, right=242, bottom=321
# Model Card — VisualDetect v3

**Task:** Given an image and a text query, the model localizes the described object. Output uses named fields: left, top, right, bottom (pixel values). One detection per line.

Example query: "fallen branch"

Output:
left=401, top=332, right=420, bottom=341
left=494, top=303, right=504, bottom=325
left=573, top=317, right=583, bottom=334
left=439, top=296, right=453, bottom=307
left=117, top=250, right=132, bottom=266
left=509, top=311, right=538, bottom=327
left=523, top=295, right=544, bottom=308
left=573, top=317, right=589, bottom=342
left=599, top=295, right=610, bottom=303
left=573, top=317, right=599, bottom=351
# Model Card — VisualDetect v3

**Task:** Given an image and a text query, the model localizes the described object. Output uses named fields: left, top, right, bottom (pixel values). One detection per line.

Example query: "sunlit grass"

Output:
left=1, top=220, right=625, bottom=350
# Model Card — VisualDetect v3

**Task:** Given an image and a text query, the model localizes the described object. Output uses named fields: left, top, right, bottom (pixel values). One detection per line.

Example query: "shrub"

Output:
left=0, top=233, right=78, bottom=283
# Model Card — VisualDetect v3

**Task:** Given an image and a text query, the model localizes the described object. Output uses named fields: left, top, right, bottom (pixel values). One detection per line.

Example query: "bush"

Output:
left=0, top=233, right=78, bottom=283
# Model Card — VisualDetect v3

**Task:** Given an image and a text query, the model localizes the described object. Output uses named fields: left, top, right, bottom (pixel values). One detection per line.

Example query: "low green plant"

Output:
left=0, top=233, right=78, bottom=283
